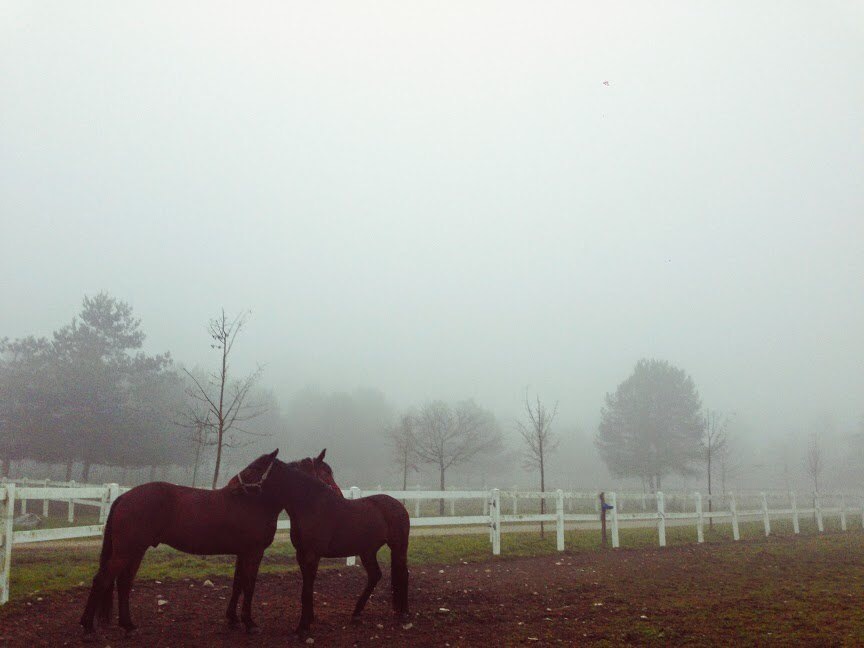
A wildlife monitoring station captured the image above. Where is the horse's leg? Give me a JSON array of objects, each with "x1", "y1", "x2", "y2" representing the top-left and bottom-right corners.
[
  {"x1": 116, "y1": 548, "x2": 146, "y2": 632},
  {"x1": 352, "y1": 552, "x2": 382, "y2": 618},
  {"x1": 390, "y1": 544, "x2": 410, "y2": 618},
  {"x1": 99, "y1": 579, "x2": 114, "y2": 625},
  {"x1": 295, "y1": 552, "x2": 320, "y2": 634},
  {"x1": 225, "y1": 555, "x2": 244, "y2": 627},
  {"x1": 80, "y1": 555, "x2": 130, "y2": 633},
  {"x1": 240, "y1": 550, "x2": 264, "y2": 634}
]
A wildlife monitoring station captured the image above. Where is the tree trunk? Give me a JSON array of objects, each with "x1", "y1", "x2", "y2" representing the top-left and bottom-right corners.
[
  {"x1": 192, "y1": 442, "x2": 202, "y2": 488},
  {"x1": 64, "y1": 459, "x2": 73, "y2": 482},
  {"x1": 439, "y1": 464, "x2": 446, "y2": 516},
  {"x1": 81, "y1": 460, "x2": 92, "y2": 483},
  {"x1": 655, "y1": 474, "x2": 661, "y2": 491},
  {"x1": 211, "y1": 331, "x2": 229, "y2": 490},
  {"x1": 212, "y1": 427, "x2": 224, "y2": 489},
  {"x1": 0, "y1": 456, "x2": 7, "y2": 478},
  {"x1": 539, "y1": 446, "x2": 546, "y2": 539},
  {"x1": 707, "y1": 448, "x2": 713, "y2": 530}
]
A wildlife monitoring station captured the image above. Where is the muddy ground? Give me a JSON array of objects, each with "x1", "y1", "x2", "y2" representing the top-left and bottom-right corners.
[{"x1": 2, "y1": 533, "x2": 863, "y2": 647}]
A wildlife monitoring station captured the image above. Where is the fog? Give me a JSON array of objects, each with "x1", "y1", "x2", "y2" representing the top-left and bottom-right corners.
[{"x1": 2, "y1": 2, "x2": 862, "y2": 490}]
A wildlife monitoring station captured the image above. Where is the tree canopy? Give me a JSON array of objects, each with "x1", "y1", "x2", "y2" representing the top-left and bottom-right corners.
[
  {"x1": 595, "y1": 358, "x2": 705, "y2": 490},
  {"x1": 0, "y1": 293, "x2": 186, "y2": 480}
]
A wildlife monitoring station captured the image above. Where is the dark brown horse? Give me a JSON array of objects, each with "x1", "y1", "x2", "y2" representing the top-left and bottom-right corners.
[
  {"x1": 80, "y1": 450, "x2": 337, "y2": 635},
  {"x1": 244, "y1": 457, "x2": 411, "y2": 634}
]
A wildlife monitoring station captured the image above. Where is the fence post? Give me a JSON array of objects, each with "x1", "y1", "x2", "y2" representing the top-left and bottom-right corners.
[
  {"x1": 489, "y1": 490, "x2": 496, "y2": 544},
  {"x1": 609, "y1": 491, "x2": 620, "y2": 549},
  {"x1": 840, "y1": 495, "x2": 847, "y2": 532},
  {"x1": 1, "y1": 483, "x2": 15, "y2": 604},
  {"x1": 491, "y1": 488, "x2": 501, "y2": 556},
  {"x1": 555, "y1": 489, "x2": 564, "y2": 551},
  {"x1": 695, "y1": 492, "x2": 704, "y2": 544},
  {"x1": 729, "y1": 492, "x2": 740, "y2": 541},
  {"x1": 790, "y1": 491, "x2": 800, "y2": 534},
  {"x1": 657, "y1": 491, "x2": 666, "y2": 547},
  {"x1": 98, "y1": 485, "x2": 111, "y2": 523},
  {"x1": 347, "y1": 487, "x2": 361, "y2": 566},
  {"x1": 760, "y1": 492, "x2": 771, "y2": 536},
  {"x1": 814, "y1": 492, "x2": 824, "y2": 533},
  {"x1": 107, "y1": 483, "x2": 120, "y2": 523},
  {"x1": 67, "y1": 480, "x2": 76, "y2": 524},
  {"x1": 512, "y1": 486, "x2": 518, "y2": 515},
  {"x1": 42, "y1": 479, "x2": 50, "y2": 517},
  {"x1": 20, "y1": 494, "x2": 26, "y2": 516}
]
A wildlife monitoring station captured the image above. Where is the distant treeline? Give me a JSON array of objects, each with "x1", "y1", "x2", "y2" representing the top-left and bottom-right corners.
[{"x1": 0, "y1": 294, "x2": 189, "y2": 481}]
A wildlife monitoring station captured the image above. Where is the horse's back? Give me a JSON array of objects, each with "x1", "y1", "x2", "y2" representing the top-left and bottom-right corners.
[
  {"x1": 109, "y1": 482, "x2": 278, "y2": 555},
  {"x1": 360, "y1": 494, "x2": 410, "y2": 546}
]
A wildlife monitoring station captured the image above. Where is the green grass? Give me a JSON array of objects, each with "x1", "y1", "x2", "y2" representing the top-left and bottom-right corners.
[{"x1": 4, "y1": 511, "x2": 857, "y2": 605}]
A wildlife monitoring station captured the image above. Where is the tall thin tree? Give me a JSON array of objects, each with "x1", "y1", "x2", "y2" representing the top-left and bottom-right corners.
[
  {"x1": 388, "y1": 412, "x2": 418, "y2": 491},
  {"x1": 703, "y1": 409, "x2": 728, "y2": 530},
  {"x1": 184, "y1": 310, "x2": 266, "y2": 488},
  {"x1": 516, "y1": 394, "x2": 559, "y2": 537}
]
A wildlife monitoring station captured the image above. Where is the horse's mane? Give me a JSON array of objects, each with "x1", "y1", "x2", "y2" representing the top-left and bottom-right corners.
[{"x1": 277, "y1": 459, "x2": 339, "y2": 501}]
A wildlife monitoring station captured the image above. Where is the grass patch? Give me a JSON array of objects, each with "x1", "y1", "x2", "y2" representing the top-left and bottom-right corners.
[{"x1": 5, "y1": 509, "x2": 858, "y2": 607}]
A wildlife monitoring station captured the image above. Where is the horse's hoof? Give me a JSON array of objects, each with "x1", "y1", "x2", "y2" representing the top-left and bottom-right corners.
[
  {"x1": 123, "y1": 626, "x2": 138, "y2": 636},
  {"x1": 81, "y1": 631, "x2": 98, "y2": 644},
  {"x1": 245, "y1": 624, "x2": 261, "y2": 635},
  {"x1": 350, "y1": 615, "x2": 363, "y2": 624}
]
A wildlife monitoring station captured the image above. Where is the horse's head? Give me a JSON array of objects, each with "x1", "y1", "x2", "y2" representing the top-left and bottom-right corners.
[
  {"x1": 295, "y1": 449, "x2": 344, "y2": 498},
  {"x1": 228, "y1": 449, "x2": 280, "y2": 495}
]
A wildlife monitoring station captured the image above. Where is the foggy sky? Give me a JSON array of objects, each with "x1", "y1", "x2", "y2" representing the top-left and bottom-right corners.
[{"x1": 2, "y1": 2, "x2": 863, "y2": 448}]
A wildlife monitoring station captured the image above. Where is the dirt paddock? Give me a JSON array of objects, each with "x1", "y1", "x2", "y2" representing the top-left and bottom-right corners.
[{"x1": 2, "y1": 533, "x2": 863, "y2": 647}]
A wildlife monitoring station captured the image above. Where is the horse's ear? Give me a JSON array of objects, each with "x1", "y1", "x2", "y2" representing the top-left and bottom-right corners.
[
  {"x1": 315, "y1": 448, "x2": 326, "y2": 463},
  {"x1": 270, "y1": 449, "x2": 279, "y2": 459}
]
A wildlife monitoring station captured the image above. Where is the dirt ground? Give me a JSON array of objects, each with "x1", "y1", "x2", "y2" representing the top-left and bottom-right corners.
[{"x1": 2, "y1": 533, "x2": 863, "y2": 647}]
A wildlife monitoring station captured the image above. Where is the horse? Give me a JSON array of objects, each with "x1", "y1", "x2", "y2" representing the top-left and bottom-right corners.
[
  {"x1": 80, "y1": 449, "x2": 337, "y2": 636},
  {"x1": 244, "y1": 457, "x2": 411, "y2": 634}
]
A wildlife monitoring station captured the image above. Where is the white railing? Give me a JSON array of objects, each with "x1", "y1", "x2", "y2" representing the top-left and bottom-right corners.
[{"x1": 1, "y1": 482, "x2": 861, "y2": 604}]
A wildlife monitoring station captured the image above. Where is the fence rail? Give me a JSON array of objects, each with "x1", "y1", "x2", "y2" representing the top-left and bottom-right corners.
[{"x1": 1, "y1": 480, "x2": 861, "y2": 604}]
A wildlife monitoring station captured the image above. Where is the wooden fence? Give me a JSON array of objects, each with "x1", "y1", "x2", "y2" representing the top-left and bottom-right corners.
[{"x1": 1, "y1": 480, "x2": 860, "y2": 604}]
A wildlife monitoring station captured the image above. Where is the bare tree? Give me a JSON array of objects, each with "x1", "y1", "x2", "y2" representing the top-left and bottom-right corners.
[
  {"x1": 805, "y1": 432, "x2": 823, "y2": 495},
  {"x1": 702, "y1": 409, "x2": 728, "y2": 529},
  {"x1": 184, "y1": 310, "x2": 267, "y2": 488},
  {"x1": 387, "y1": 412, "x2": 418, "y2": 490},
  {"x1": 188, "y1": 415, "x2": 215, "y2": 488},
  {"x1": 413, "y1": 400, "x2": 502, "y2": 514},
  {"x1": 516, "y1": 394, "x2": 559, "y2": 537}
]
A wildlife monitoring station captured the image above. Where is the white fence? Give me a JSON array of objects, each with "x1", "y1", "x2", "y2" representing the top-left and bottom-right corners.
[{"x1": 1, "y1": 481, "x2": 861, "y2": 604}]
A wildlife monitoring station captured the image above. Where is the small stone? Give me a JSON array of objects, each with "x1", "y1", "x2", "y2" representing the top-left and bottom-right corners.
[
  {"x1": 203, "y1": 580, "x2": 215, "y2": 588},
  {"x1": 305, "y1": 638, "x2": 315, "y2": 645},
  {"x1": 438, "y1": 607, "x2": 450, "y2": 613},
  {"x1": 402, "y1": 623, "x2": 413, "y2": 630},
  {"x1": 78, "y1": 581, "x2": 85, "y2": 587},
  {"x1": 376, "y1": 624, "x2": 384, "y2": 629},
  {"x1": 157, "y1": 599, "x2": 168, "y2": 606},
  {"x1": 155, "y1": 580, "x2": 162, "y2": 584}
]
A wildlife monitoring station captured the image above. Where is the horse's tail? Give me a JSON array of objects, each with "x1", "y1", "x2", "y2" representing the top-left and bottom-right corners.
[
  {"x1": 97, "y1": 502, "x2": 117, "y2": 623},
  {"x1": 385, "y1": 499, "x2": 410, "y2": 616}
]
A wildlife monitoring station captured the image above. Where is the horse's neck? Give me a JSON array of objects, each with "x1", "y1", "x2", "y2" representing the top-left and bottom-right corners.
[{"x1": 281, "y1": 470, "x2": 327, "y2": 517}]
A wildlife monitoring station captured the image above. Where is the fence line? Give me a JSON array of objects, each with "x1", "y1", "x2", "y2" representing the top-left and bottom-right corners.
[{"x1": 1, "y1": 482, "x2": 862, "y2": 604}]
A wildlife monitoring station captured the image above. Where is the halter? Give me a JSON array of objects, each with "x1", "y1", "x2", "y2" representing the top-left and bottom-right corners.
[{"x1": 236, "y1": 457, "x2": 276, "y2": 495}]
